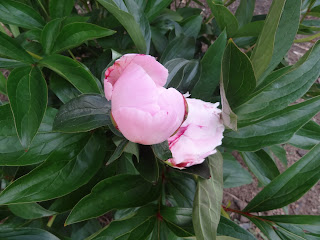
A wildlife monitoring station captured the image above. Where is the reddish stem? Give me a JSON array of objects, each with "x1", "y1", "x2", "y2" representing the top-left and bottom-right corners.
[{"x1": 222, "y1": 206, "x2": 274, "y2": 223}]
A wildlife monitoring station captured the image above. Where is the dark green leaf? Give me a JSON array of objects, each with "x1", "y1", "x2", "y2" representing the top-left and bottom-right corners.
[
  {"x1": 222, "y1": 152, "x2": 252, "y2": 188},
  {"x1": 0, "y1": 32, "x2": 34, "y2": 64},
  {"x1": 133, "y1": 145, "x2": 159, "y2": 183},
  {"x1": 249, "y1": 218, "x2": 281, "y2": 240},
  {"x1": 0, "y1": 0, "x2": 45, "y2": 29},
  {"x1": 49, "y1": 0, "x2": 74, "y2": 19},
  {"x1": 222, "y1": 40, "x2": 256, "y2": 108},
  {"x1": 206, "y1": 2, "x2": 239, "y2": 36},
  {"x1": 164, "y1": 58, "x2": 190, "y2": 88},
  {"x1": 97, "y1": 0, "x2": 151, "y2": 53},
  {"x1": 152, "y1": 141, "x2": 172, "y2": 161},
  {"x1": 52, "y1": 23, "x2": 115, "y2": 53},
  {"x1": 288, "y1": 120, "x2": 320, "y2": 150},
  {"x1": 192, "y1": 30, "x2": 227, "y2": 101},
  {"x1": 39, "y1": 54, "x2": 101, "y2": 94},
  {"x1": 107, "y1": 138, "x2": 129, "y2": 165},
  {"x1": 41, "y1": 19, "x2": 63, "y2": 55},
  {"x1": 235, "y1": 41, "x2": 320, "y2": 122},
  {"x1": 66, "y1": 174, "x2": 160, "y2": 224},
  {"x1": 241, "y1": 150, "x2": 280, "y2": 186},
  {"x1": 71, "y1": 219, "x2": 102, "y2": 240},
  {"x1": 0, "y1": 71, "x2": 6, "y2": 95},
  {"x1": 193, "y1": 152, "x2": 223, "y2": 240},
  {"x1": 176, "y1": 60, "x2": 201, "y2": 93},
  {"x1": 89, "y1": 205, "x2": 157, "y2": 240},
  {"x1": 0, "y1": 132, "x2": 106, "y2": 204},
  {"x1": 0, "y1": 228, "x2": 60, "y2": 240},
  {"x1": 220, "y1": 76, "x2": 237, "y2": 131},
  {"x1": 235, "y1": 0, "x2": 255, "y2": 27},
  {"x1": 53, "y1": 94, "x2": 111, "y2": 133},
  {"x1": 223, "y1": 96, "x2": 320, "y2": 151},
  {"x1": 0, "y1": 58, "x2": 28, "y2": 69},
  {"x1": 268, "y1": 145, "x2": 288, "y2": 167},
  {"x1": 217, "y1": 216, "x2": 256, "y2": 240},
  {"x1": 145, "y1": 0, "x2": 172, "y2": 20},
  {"x1": 244, "y1": 144, "x2": 320, "y2": 212},
  {"x1": 233, "y1": 20, "x2": 264, "y2": 38},
  {"x1": 9, "y1": 203, "x2": 56, "y2": 219},
  {"x1": 50, "y1": 73, "x2": 81, "y2": 104},
  {"x1": 181, "y1": 15, "x2": 202, "y2": 38},
  {"x1": 7, "y1": 67, "x2": 47, "y2": 148},
  {"x1": 260, "y1": 215, "x2": 320, "y2": 225},
  {"x1": 160, "y1": 35, "x2": 195, "y2": 64},
  {"x1": 251, "y1": 0, "x2": 301, "y2": 82},
  {"x1": 177, "y1": 160, "x2": 211, "y2": 179}
]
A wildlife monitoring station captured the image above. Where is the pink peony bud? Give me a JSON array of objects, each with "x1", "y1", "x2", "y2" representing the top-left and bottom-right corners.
[
  {"x1": 167, "y1": 98, "x2": 224, "y2": 169},
  {"x1": 104, "y1": 54, "x2": 186, "y2": 145}
]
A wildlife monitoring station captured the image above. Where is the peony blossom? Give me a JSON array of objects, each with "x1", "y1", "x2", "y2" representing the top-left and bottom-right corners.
[
  {"x1": 167, "y1": 98, "x2": 224, "y2": 169},
  {"x1": 104, "y1": 54, "x2": 186, "y2": 145}
]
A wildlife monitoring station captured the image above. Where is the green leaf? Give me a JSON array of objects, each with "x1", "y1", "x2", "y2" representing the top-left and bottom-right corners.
[
  {"x1": 268, "y1": 145, "x2": 288, "y2": 167},
  {"x1": 71, "y1": 219, "x2": 102, "y2": 240},
  {"x1": 217, "y1": 217, "x2": 256, "y2": 240},
  {"x1": 222, "y1": 152, "x2": 252, "y2": 188},
  {"x1": 176, "y1": 60, "x2": 201, "y2": 93},
  {"x1": 8, "y1": 203, "x2": 56, "y2": 219},
  {"x1": 161, "y1": 207, "x2": 194, "y2": 237},
  {"x1": 107, "y1": 138, "x2": 129, "y2": 165},
  {"x1": 193, "y1": 152, "x2": 223, "y2": 240},
  {"x1": 0, "y1": 228, "x2": 60, "y2": 240},
  {"x1": 221, "y1": 40, "x2": 256, "y2": 108},
  {"x1": 235, "y1": 0, "x2": 255, "y2": 27},
  {"x1": 233, "y1": 20, "x2": 264, "y2": 38},
  {"x1": 249, "y1": 218, "x2": 281, "y2": 240},
  {"x1": 0, "y1": 71, "x2": 6, "y2": 95},
  {"x1": 39, "y1": 54, "x2": 101, "y2": 94},
  {"x1": 241, "y1": 150, "x2": 280, "y2": 186},
  {"x1": 97, "y1": 0, "x2": 151, "y2": 53},
  {"x1": 52, "y1": 23, "x2": 115, "y2": 53},
  {"x1": 0, "y1": 0, "x2": 45, "y2": 29},
  {"x1": 177, "y1": 160, "x2": 211, "y2": 179},
  {"x1": 206, "y1": 1, "x2": 239, "y2": 36},
  {"x1": 0, "y1": 132, "x2": 106, "y2": 204},
  {"x1": 223, "y1": 96, "x2": 320, "y2": 151},
  {"x1": 220, "y1": 76, "x2": 237, "y2": 131},
  {"x1": 0, "y1": 106, "x2": 88, "y2": 166},
  {"x1": 0, "y1": 58, "x2": 28, "y2": 69},
  {"x1": 244, "y1": 144, "x2": 320, "y2": 212},
  {"x1": 217, "y1": 237, "x2": 240, "y2": 240},
  {"x1": 49, "y1": 0, "x2": 74, "y2": 19},
  {"x1": 7, "y1": 67, "x2": 47, "y2": 148},
  {"x1": 181, "y1": 15, "x2": 202, "y2": 38},
  {"x1": 41, "y1": 18, "x2": 63, "y2": 55},
  {"x1": 250, "y1": 0, "x2": 301, "y2": 82},
  {"x1": 260, "y1": 215, "x2": 320, "y2": 225},
  {"x1": 160, "y1": 35, "x2": 195, "y2": 64},
  {"x1": 288, "y1": 120, "x2": 320, "y2": 150},
  {"x1": 50, "y1": 73, "x2": 81, "y2": 104},
  {"x1": 145, "y1": 0, "x2": 172, "y2": 20},
  {"x1": 235, "y1": 41, "x2": 320, "y2": 122},
  {"x1": 191, "y1": 30, "x2": 227, "y2": 101},
  {"x1": 53, "y1": 94, "x2": 111, "y2": 133},
  {"x1": 66, "y1": 174, "x2": 160, "y2": 224},
  {"x1": 152, "y1": 141, "x2": 172, "y2": 161},
  {"x1": 0, "y1": 32, "x2": 34, "y2": 64},
  {"x1": 88, "y1": 205, "x2": 157, "y2": 240},
  {"x1": 133, "y1": 145, "x2": 159, "y2": 183}
]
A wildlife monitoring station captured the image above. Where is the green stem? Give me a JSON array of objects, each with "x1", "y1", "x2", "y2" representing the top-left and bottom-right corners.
[
  {"x1": 68, "y1": 50, "x2": 77, "y2": 61},
  {"x1": 36, "y1": 0, "x2": 49, "y2": 19},
  {"x1": 300, "y1": 1, "x2": 316, "y2": 23},
  {"x1": 225, "y1": 0, "x2": 236, "y2": 7},
  {"x1": 222, "y1": 206, "x2": 274, "y2": 223},
  {"x1": 47, "y1": 215, "x2": 56, "y2": 228},
  {"x1": 294, "y1": 32, "x2": 320, "y2": 43},
  {"x1": 27, "y1": 51, "x2": 42, "y2": 60}
]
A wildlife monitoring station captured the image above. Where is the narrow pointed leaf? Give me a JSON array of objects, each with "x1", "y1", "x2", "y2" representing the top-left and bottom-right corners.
[
  {"x1": 235, "y1": 0, "x2": 255, "y2": 27},
  {"x1": 0, "y1": 228, "x2": 59, "y2": 240},
  {"x1": 7, "y1": 67, "x2": 47, "y2": 148},
  {"x1": 217, "y1": 217, "x2": 256, "y2": 240},
  {"x1": 41, "y1": 19, "x2": 63, "y2": 55},
  {"x1": 9, "y1": 203, "x2": 56, "y2": 219}
]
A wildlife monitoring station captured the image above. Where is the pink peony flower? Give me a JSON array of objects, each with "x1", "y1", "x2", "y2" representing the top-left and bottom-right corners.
[
  {"x1": 104, "y1": 54, "x2": 186, "y2": 145},
  {"x1": 167, "y1": 98, "x2": 224, "y2": 169}
]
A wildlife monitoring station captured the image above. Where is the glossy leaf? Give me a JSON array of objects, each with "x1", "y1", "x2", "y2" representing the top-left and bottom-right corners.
[
  {"x1": 181, "y1": 15, "x2": 202, "y2": 38},
  {"x1": 50, "y1": 73, "x2": 81, "y2": 104},
  {"x1": 223, "y1": 96, "x2": 320, "y2": 151},
  {"x1": 288, "y1": 120, "x2": 320, "y2": 150},
  {"x1": 39, "y1": 54, "x2": 101, "y2": 94},
  {"x1": 152, "y1": 141, "x2": 172, "y2": 161},
  {"x1": 0, "y1": 228, "x2": 60, "y2": 240},
  {"x1": 49, "y1": 0, "x2": 74, "y2": 19},
  {"x1": 41, "y1": 19, "x2": 63, "y2": 55},
  {"x1": 8, "y1": 203, "x2": 56, "y2": 219},
  {"x1": 249, "y1": 218, "x2": 281, "y2": 240},
  {"x1": 235, "y1": 41, "x2": 320, "y2": 122},
  {"x1": 97, "y1": 0, "x2": 151, "y2": 53},
  {"x1": 0, "y1": 32, "x2": 34, "y2": 64},
  {"x1": 250, "y1": 0, "x2": 301, "y2": 82},
  {"x1": 193, "y1": 152, "x2": 223, "y2": 240},
  {"x1": 107, "y1": 139, "x2": 129, "y2": 165},
  {"x1": 7, "y1": 67, "x2": 47, "y2": 148},
  {"x1": 206, "y1": 1, "x2": 239, "y2": 36},
  {"x1": 241, "y1": 150, "x2": 280, "y2": 186},
  {"x1": 260, "y1": 215, "x2": 320, "y2": 225},
  {"x1": 222, "y1": 40, "x2": 256, "y2": 108},
  {"x1": 88, "y1": 205, "x2": 157, "y2": 240},
  {"x1": 191, "y1": 30, "x2": 227, "y2": 101},
  {"x1": 0, "y1": 133, "x2": 106, "y2": 204},
  {"x1": 133, "y1": 145, "x2": 159, "y2": 183},
  {"x1": 217, "y1": 217, "x2": 256, "y2": 240},
  {"x1": 0, "y1": 58, "x2": 28, "y2": 69},
  {"x1": 177, "y1": 160, "x2": 211, "y2": 179},
  {"x1": 222, "y1": 152, "x2": 252, "y2": 188},
  {"x1": 244, "y1": 144, "x2": 320, "y2": 212},
  {"x1": 52, "y1": 23, "x2": 115, "y2": 53},
  {"x1": 0, "y1": 0, "x2": 45, "y2": 29},
  {"x1": 66, "y1": 174, "x2": 160, "y2": 224},
  {"x1": 53, "y1": 94, "x2": 111, "y2": 133},
  {"x1": 235, "y1": 0, "x2": 255, "y2": 27},
  {"x1": 220, "y1": 77, "x2": 237, "y2": 131},
  {"x1": 145, "y1": 0, "x2": 172, "y2": 20}
]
